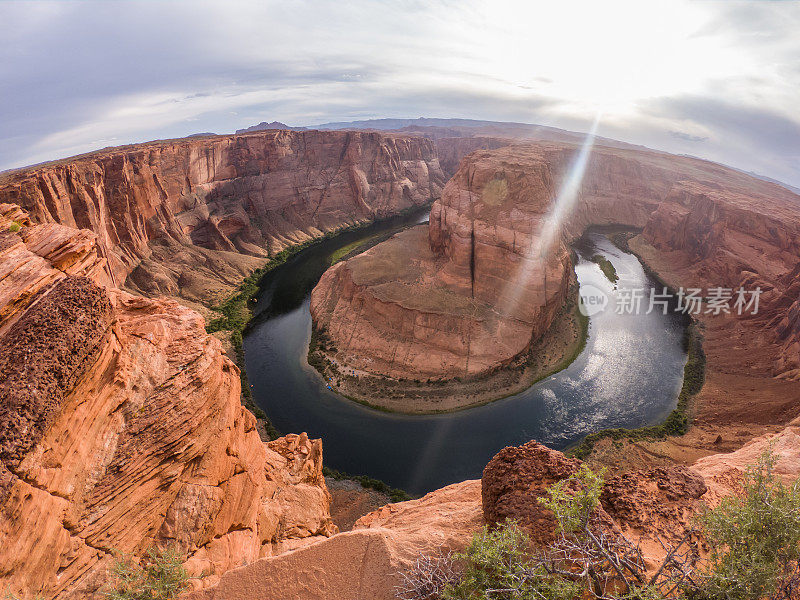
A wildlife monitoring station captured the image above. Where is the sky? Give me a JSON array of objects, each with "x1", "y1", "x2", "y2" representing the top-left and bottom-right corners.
[{"x1": 2, "y1": 0, "x2": 799, "y2": 187}]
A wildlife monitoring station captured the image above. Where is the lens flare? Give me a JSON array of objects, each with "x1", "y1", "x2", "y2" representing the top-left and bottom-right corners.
[{"x1": 497, "y1": 113, "x2": 602, "y2": 319}]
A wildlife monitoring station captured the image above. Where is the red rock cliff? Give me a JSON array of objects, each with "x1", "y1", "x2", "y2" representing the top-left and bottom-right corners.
[
  {"x1": 0, "y1": 131, "x2": 445, "y2": 303},
  {"x1": 0, "y1": 206, "x2": 336, "y2": 599},
  {"x1": 311, "y1": 142, "x2": 800, "y2": 394}
]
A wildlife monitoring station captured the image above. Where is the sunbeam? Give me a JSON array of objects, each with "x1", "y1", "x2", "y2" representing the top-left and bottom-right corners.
[{"x1": 497, "y1": 113, "x2": 601, "y2": 320}]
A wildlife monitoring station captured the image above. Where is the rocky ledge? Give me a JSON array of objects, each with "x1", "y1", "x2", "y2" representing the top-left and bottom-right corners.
[
  {"x1": 0, "y1": 206, "x2": 336, "y2": 599},
  {"x1": 186, "y1": 430, "x2": 800, "y2": 600}
]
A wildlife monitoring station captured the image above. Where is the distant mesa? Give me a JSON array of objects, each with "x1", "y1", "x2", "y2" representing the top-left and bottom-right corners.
[{"x1": 235, "y1": 121, "x2": 306, "y2": 134}]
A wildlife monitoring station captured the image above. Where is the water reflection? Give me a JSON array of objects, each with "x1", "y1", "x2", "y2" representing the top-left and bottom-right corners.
[{"x1": 244, "y1": 229, "x2": 687, "y2": 496}]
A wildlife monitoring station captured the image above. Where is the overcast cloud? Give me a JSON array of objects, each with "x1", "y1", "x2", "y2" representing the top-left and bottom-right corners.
[{"x1": 1, "y1": 0, "x2": 799, "y2": 187}]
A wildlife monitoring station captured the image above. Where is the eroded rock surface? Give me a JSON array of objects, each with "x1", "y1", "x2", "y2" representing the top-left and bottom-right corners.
[
  {"x1": 186, "y1": 479, "x2": 482, "y2": 600},
  {"x1": 0, "y1": 209, "x2": 335, "y2": 599},
  {"x1": 693, "y1": 426, "x2": 800, "y2": 504},
  {"x1": 311, "y1": 141, "x2": 800, "y2": 415},
  {"x1": 189, "y1": 435, "x2": 796, "y2": 600},
  {"x1": 481, "y1": 441, "x2": 582, "y2": 545},
  {"x1": 0, "y1": 131, "x2": 445, "y2": 303}
]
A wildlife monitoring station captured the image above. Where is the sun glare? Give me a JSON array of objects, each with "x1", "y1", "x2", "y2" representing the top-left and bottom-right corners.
[
  {"x1": 456, "y1": 0, "x2": 749, "y2": 116},
  {"x1": 498, "y1": 112, "x2": 601, "y2": 319}
]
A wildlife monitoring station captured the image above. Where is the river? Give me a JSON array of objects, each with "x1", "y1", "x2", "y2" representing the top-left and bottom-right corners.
[{"x1": 243, "y1": 211, "x2": 688, "y2": 496}]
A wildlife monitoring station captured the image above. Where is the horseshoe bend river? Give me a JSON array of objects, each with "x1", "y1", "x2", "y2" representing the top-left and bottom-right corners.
[{"x1": 244, "y1": 210, "x2": 688, "y2": 496}]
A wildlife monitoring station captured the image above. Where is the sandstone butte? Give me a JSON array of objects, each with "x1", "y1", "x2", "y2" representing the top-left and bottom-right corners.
[
  {"x1": 2, "y1": 126, "x2": 800, "y2": 599},
  {"x1": 310, "y1": 142, "x2": 800, "y2": 413}
]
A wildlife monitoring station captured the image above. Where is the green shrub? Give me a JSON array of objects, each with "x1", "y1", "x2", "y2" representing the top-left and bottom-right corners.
[
  {"x1": 590, "y1": 253, "x2": 619, "y2": 283},
  {"x1": 539, "y1": 463, "x2": 605, "y2": 534},
  {"x1": 8, "y1": 222, "x2": 21, "y2": 233},
  {"x1": 104, "y1": 547, "x2": 188, "y2": 600},
  {"x1": 694, "y1": 448, "x2": 800, "y2": 600},
  {"x1": 398, "y1": 453, "x2": 800, "y2": 600},
  {"x1": 442, "y1": 520, "x2": 581, "y2": 600}
]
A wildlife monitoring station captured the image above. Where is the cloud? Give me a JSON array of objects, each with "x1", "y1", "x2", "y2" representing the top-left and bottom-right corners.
[
  {"x1": 668, "y1": 131, "x2": 709, "y2": 144},
  {"x1": 638, "y1": 95, "x2": 800, "y2": 186},
  {"x1": 1, "y1": 0, "x2": 799, "y2": 188}
]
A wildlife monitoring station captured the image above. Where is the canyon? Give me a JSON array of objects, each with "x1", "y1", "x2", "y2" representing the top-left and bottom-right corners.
[
  {"x1": 3, "y1": 123, "x2": 800, "y2": 599},
  {"x1": 0, "y1": 127, "x2": 477, "y2": 598},
  {"x1": 310, "y1": 141, "x2": 800, "y2": 417},
  {"x1": 0, "y1": 130, "x2": 447, "y2": 305}
]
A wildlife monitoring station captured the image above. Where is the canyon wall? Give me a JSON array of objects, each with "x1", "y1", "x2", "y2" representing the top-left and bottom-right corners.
[
  {"x1": 0, "y1": 205, "x2": 336, "y2": 599},
  {"x1": 311, "y1": 142, "x2": 800, "y2": 391},
  {"x1": 431, "y1": 136, "x2": 511, "y2": 176},
  {"x1": 0, "y1": 130, "x2": 445, "y2": 303}
]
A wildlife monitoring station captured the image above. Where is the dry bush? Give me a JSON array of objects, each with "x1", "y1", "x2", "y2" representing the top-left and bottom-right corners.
[{"x1": 395, "y1": 551, "x2": 460, "y2": 600}]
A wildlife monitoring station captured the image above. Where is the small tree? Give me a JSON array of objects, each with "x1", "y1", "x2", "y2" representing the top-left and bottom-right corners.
[
  {"x1": 104, "y1": 547, "x2": 188, "y2": 600},
  {"x1": 695, "y1": 448, "x2": 800, "y2": 600}
]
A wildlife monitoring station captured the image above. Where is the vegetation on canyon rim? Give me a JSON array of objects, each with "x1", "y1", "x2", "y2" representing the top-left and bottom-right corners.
[
  {"x1": 205, "y1": 220, "x2": 392, "y2": 440},
  {"x1": 397, "y1": 449, "x2": 800, "y2": 600},
  {"x1": 103, "y1": 548, "x2": 188, "y2": 600},
  {"x1": 590, "y1": 253, "x2": 619, "y2": 284},
  {"x1": 323, "y1": 465, "x2": 411, "y2": 503}
]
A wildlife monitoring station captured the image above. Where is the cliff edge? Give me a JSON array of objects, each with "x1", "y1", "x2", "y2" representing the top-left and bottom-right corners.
[{"x1": 0, "y1": 205, "x2": 336, "y2": 599}]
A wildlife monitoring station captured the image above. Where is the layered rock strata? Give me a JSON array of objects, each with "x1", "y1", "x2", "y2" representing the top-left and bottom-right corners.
[
  {"x1": 0, "y1": 207, "x2": 336, "y2": 599},
  {"x1": 0, "y1": 131, "x2": 445, "y2": 303},
  {"x1": 311, "y1": 142, "x2": 800, "y2": 397}
]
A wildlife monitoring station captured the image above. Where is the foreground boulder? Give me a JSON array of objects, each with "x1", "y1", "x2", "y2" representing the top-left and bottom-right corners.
[
  {"x1": 482, "y1": 441, "x2": 707, "y2": 552},
  {"x1": 481, "y1": 440, "x2": 583, "y2": 544}
]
